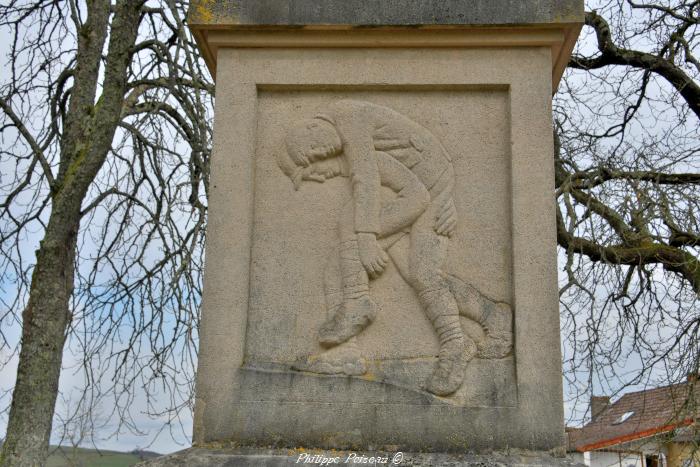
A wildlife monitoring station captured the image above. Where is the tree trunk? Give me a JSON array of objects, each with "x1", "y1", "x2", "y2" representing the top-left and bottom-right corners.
[
  {"x1": 0, "y1": 0, "x2": 142, "y2": 464},
  {"x1": 0, "y1": 209, "x2": 80, "y2": 466}
]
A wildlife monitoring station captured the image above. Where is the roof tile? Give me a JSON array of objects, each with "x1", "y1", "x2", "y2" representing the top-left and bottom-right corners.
[{"x1": 568, "y1": 380, "x2": 699, "y2": 451}]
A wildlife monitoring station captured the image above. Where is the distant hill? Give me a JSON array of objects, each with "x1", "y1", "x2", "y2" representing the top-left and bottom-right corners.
[{"x1": 45, "y1": 446, "x2": 160, "y2": 467}]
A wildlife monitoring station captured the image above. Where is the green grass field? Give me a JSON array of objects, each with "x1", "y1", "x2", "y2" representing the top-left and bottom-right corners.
[{"x1": 45, "y1": 446, "x2": 159, "y2": 467}]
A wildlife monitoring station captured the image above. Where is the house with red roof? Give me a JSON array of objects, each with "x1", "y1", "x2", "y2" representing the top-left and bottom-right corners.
[{"x1": 567, "y1": 375, "x2": 699, "y2": 467}]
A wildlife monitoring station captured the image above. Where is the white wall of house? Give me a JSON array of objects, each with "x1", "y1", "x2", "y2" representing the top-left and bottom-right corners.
[
  {"x1": 569, "y1": 451, "x2": 586, "y2": 465},
  {"x1": 589, "y1": 451, "x2": 644, "y2": 467},
  {"x1": 573, "y1": 440, "x2": 668, "y2": 467}
]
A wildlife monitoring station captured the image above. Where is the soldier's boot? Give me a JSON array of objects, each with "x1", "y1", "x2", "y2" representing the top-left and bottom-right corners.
[
  {"x1": 318, "y1": 297, "x2": 377, "y2": 347},
  {"x1": 476, "y1": 302, "x2": 513, "y2": 359},
  {"x1": 421, "y1": 288, "x2": 476, "y2": 396},
  {"x1": 319, "y1": 239, "x2": 377, "y2": 347}
]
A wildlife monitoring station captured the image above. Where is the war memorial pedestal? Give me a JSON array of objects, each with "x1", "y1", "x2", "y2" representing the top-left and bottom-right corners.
[{"x1": 182, "y1": 0, "x2": 584, "y2": 461}]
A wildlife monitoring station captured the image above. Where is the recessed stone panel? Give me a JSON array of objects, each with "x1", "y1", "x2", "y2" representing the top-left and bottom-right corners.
[{"x1": 246, "y1": 89, "x2": 515, "y2": 407}]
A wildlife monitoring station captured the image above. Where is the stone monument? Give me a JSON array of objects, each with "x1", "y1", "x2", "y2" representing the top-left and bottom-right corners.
[{"x1": 187, "y1": 0, "x2": 583, "y2": 457}]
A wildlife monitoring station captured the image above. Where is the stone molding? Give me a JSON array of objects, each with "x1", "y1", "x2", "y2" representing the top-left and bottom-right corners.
[{"x1": 187, "y1": 0, "x2": 584, "y2": 89}]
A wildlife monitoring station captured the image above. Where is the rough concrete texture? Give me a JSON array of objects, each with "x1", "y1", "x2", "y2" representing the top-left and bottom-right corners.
[
  {"x1": 196, "y1": 45, "x2": 565, "y2": 452},
  {"x1": 137, "y1": 447, "x2": 585, "y2": 467},
  {"x1": 189, "y1": 0, "x2": 583, "y2": 27}
]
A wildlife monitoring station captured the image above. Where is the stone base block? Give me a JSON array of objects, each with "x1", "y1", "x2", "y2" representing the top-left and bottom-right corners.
[{"x1": 136, "y1": 447, "x2": 584, "y2": 467}]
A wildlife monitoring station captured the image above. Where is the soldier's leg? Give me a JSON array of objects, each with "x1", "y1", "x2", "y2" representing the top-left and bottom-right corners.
[
  {"x1": 405, "y1": 198, "x2": 476, "y2": 396},
  {"x1": 319, "y1": 174, "x2": 429, "y2": 347},
  {"x1": 293, "y1": 236, "x2": 366, "y2": 376},
  {"x1": 318, "y1": 200, "x2": 377, "y2": 347},
  {"x1": 322, "y1": 247, "x2": 343, "y2": 316}
]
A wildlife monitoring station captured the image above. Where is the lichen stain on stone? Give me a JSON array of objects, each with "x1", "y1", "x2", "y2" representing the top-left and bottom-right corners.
[
  {"x1": 360, "y1": 370, "x2": 377, "y2": 382},
  {"x1": 192, "y1": 0, "x2": 240, "y2": 24},
  {"x1": 192, "y1": 0, "x2": 215, "y2": 24}
]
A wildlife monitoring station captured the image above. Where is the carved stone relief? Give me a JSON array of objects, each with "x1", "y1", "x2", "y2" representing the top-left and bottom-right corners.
[{"x1": 276, "y1": 100, "x2": 513, "y2": 398}]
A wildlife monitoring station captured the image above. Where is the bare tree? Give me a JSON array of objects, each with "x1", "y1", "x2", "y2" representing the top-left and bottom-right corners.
[
  {"x1": 555, "y1": 0, "x2": 699, "y2": 421},
  {"x1": 0, "y1": 0, "x2": 212, "y2": 465},
  {"x1": 0, "y1": 0, "x2": 698, "y2": 465}
]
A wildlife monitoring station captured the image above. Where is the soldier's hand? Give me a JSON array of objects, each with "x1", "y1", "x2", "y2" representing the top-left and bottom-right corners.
[
  {"x1": 435, "y1": 198, "x2": 457, "y2": 237},
  {"x1": 357, "y1": 232, "x2": 389, "y2": 278}
]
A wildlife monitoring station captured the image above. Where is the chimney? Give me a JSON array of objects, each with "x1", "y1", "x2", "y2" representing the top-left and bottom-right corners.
[{"x1": 591, "y1": 396, "x2": 610, "y2": 422}]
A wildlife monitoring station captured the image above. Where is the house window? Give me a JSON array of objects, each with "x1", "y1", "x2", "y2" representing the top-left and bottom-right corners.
[
  {"x1": 645, "y1": 455, "x2": 659, "y2": 467},
  {"x1": 612, "y1": 411, "x2": 635, "y2": 425}
]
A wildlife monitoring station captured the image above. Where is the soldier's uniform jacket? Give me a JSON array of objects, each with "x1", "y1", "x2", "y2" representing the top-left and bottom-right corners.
[{"x1": 317, "y1": 100, "x2": 454, "y2": 234}]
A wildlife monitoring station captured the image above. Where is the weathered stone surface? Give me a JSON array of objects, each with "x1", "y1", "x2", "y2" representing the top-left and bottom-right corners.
[
  {"x1": 194, "y1": 46, "x2": 565, "y2": 453},
  {"x1": 188, "y1": 0, "x2": 583, "y2": 27},
  {"x1": 137, "y1": 447, "x2": 585, "y2": 467},
  {"x1": 189, "y1": 0, "x2": 583, "y2": 455},
  {"x1": 187, "y1": 1, "x2": 583, "y2": 85}
]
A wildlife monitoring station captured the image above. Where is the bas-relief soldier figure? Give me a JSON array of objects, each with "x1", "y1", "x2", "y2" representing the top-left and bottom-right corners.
[{"x1": 277, "y1": 100, "x2": 512, "y2": 396}]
